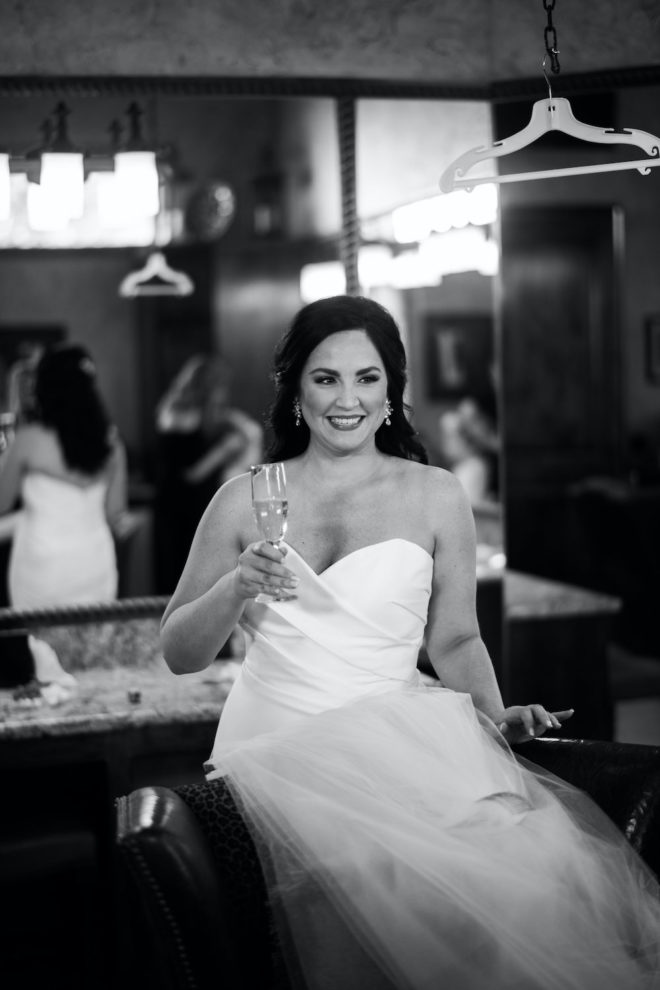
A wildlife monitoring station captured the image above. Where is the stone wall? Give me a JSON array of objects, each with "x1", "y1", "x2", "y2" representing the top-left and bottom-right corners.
[{"x1": 0, "y1": 1, "x2": 657, "y2": 84}]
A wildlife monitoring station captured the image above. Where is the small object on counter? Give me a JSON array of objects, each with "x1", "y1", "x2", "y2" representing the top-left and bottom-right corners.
[
  {"x1": 12, "y1": 678, "x2": 44, "y2": 708},
  {"x1": 29, "y1": 636, "x2": 78, "y2": 690},
  {"x1": 127, "y1": 689, "x2": 142, "y2": 705},
  {"x1": 12, "y1": 676, "x2": 77, "y2": 708},
  {"x1": 40, "y1": 681, "x2": 76, "y2": 707}
]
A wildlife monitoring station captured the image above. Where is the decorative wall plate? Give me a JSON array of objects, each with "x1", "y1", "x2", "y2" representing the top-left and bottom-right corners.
[{"x1": 185, "y1": 181, "x2": 236, "y2": 241}]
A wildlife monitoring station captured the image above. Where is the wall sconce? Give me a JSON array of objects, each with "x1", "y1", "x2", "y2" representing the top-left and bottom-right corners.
[
  {"x1": 113, "y1": 103, "x2": 160, "y2": 218},
  {"x1": 38, "y1": 102, "x2": 86, "y2": 220},
  {"x1": 3, "y1": 100, "x2": 163, "y2": 237}
]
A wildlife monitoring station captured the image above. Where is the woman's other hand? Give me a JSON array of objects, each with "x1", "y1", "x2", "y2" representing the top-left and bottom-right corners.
[
  {"x1": 233, "y1": 541, "x2": 299, "y2": 601},
  {"x1": 495, "y1": 705, "x2": 574, "y2": 744}
]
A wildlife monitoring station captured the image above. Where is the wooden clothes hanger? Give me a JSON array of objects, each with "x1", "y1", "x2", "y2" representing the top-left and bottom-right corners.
[
  {"x1": 119, "y1": 251, "x2": 194, "y2": 298},
  {"x1": 440, "y1": 93, "x2": 660, "y2": 193}
]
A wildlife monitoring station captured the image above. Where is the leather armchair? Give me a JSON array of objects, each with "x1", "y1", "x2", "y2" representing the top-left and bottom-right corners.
[{"x1": 115, "y1": 738, "x2": 660, "y2": 990}]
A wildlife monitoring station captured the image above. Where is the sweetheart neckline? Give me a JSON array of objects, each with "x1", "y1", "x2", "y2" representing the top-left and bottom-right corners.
[{"x1": 283, "y1": 538, "x2": 433, "y2": 579}]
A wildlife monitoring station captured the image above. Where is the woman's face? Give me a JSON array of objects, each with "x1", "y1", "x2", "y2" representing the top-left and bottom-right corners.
[{"x1": 298, "y1": 329, "x2": 388, "y2": 454}]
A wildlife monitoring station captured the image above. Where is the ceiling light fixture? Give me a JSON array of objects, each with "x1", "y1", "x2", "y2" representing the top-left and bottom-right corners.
[
  {"x1": 113, "y1": 102, "x2": 160, "y2": 219},
  {"x1": 39, "y1": 102, "x2": 86, "y2": 220}
]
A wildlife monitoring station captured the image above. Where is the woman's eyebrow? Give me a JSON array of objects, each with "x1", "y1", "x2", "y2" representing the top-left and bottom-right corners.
[{"x1": 307, "y1": 365, "x2": 381, "y2": 375}]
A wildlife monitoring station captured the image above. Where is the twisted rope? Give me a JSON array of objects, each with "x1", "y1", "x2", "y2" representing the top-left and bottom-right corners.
[
  {"x1": 0, "y1": 596, "x2": 169, "y2": 632},
  {"x1": 0, "y1": 70, "x2": 658, "y2": 100},
  {"x1": 0, "y1": 75, "x2": 493, "y2": 100},
  {"x1": 336, "y1": 96, "x2": 360, "y2": 297}
]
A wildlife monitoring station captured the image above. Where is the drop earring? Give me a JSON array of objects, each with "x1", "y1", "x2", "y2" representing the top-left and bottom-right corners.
[
  {"x1": 293, "y1": 398, "x2": 302, "y2": 427},
  {"x1": 384, "y1": 398, "x2": 392, "y2": 426}
]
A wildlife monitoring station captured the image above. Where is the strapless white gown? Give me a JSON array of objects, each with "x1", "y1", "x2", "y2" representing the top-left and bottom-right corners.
[
  {"x1": 207, "y1": 540, "x2": 660, "y2": 990},
  {"x1": 9, "y1": 472, "x2": 117, "y2": 609}
]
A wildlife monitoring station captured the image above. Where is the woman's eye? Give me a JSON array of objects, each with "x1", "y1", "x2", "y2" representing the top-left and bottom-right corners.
[
  {"x1": 313, "y1": 376, "x2": 335, "y2": 385},
  {"x1": 359, "y1": 375, "x2": 380, "y2": 384}
]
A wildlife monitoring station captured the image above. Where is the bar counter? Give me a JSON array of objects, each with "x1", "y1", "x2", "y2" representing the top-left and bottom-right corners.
[
  {"x1": 0, "y1": 565, "x2": 620, "y2": 745},
  {"x1": 0, "y1": 657, "x2": 238, "y2": 741}
]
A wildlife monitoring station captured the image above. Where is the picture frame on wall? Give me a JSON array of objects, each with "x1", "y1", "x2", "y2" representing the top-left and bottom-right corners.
[
  {"x1": 645, "y1": 314, "x2": 660, "y2": 383},
  {"x1": 425, "y1": 313, "x2": 494, "y2": 400}
]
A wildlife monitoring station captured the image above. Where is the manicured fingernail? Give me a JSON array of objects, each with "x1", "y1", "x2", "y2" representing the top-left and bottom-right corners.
[
  {"x1": 529, "y1": 728, "x2": 535, "y2": 735},
  {"x1": 546, "y1": 720, "x2": 553, "y2": 728},
  {"x1": 498, "y1": 723, "x2": 506, "y2": 733}
]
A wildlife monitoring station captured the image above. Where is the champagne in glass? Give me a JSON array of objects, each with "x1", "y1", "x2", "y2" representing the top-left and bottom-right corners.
[{"x1": 251, "y1": 462, "x2": 288, "y2": 602}]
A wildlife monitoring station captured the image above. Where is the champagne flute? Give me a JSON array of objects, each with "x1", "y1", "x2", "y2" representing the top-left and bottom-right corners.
[{"x1": 251, "y1": 462, "x2": 288, "y2": 603}]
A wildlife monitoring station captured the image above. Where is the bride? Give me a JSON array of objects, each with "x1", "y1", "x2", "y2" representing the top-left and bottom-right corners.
[{"x1": 161, "y1": 295, "x2": 660, "y2": 989}]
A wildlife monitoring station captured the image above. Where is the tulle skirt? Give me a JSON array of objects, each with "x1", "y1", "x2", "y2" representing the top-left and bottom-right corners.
[{"x1": 207, "y1": 685, "x2": 660, "y2": 990}]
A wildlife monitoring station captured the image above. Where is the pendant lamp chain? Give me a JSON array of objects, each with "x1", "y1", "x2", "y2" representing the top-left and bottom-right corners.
[{"x1": 543, "y1": 0, "x2": 561, "y2": 74}]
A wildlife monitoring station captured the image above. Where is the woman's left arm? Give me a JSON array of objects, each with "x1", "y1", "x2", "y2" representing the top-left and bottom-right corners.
[
  {"x1": 183, "y1": 411, "x2": 263, "y2": 484},
  {"x1": 0, "y1": 428, "x2": 27, "y2": 514},
  {"x1": 424, "y1": 470, "x2": 572, "y2": 743},
  {"x1": 104, "y1": 436, "x2": 128, "y2": 528}
]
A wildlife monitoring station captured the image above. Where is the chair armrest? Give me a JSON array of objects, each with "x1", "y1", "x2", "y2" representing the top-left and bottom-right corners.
[
  {"x1": 514, "y1": 737, "x2": 660, "y2": 877},
  {"x1": 116, "y1": 785, "x2": 241, "y2": 990}
]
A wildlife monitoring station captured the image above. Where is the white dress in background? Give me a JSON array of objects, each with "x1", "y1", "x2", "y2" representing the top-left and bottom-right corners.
[
  {"x1": 8, "y1": 472, "x2": 117, "y2": 609},
  {"x1": 207, "y1": 540, "x2": 660, "y2": 990}
]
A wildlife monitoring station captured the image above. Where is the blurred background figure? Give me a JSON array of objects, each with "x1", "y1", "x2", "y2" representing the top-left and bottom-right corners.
[
  {"x1": 437, "y1": 395, "x2": 499, "y2": 506},
  {"x1": 6, "y1": 343, "x2": 44, "y2": 426},
  {"x1": 0, "y1": 343, "x2": 44, "y2": 459},
  {"x1": 0, "y1": 343, "x2": 128, "y2": 691},
  {"x1": 154, "y1": 353, "x2": 263, "y2": 592}
]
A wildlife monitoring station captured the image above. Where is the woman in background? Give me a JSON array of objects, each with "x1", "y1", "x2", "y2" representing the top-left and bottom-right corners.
[
  {"x1": 0, "y1": 343, "x2": 126, "y2": 688},
  {"x1": 155, "y1": 353, "x2": 262, "y2": 592},
  {"x1": 437, "y1": 392, "x2": 499, "y2": 506}
]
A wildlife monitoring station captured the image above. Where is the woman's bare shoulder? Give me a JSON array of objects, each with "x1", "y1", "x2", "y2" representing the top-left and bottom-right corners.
[
  {"x1": 203, "y1": 471, "x2": 254, "y2": 531},
  {"x1": 12, "y1": 422, "x2": 57, "y2": 458},
  {"x1": 395, "y1": 461, "x2": 470, "y2": 532},
  {"x1": 15, "y1": 421, "x2": 49, "y2": 440},
  {"x1": 395, "y1": 459, "x2": 462, "y2": 495}
]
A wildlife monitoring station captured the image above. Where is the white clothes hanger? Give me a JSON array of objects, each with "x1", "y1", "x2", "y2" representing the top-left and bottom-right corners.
[
  {"x1": 440, "y1": 67, "x2": 660, "y2": 193},
  {"x1": 119, "y1": 251, "x2": 194, "y2": 298}
]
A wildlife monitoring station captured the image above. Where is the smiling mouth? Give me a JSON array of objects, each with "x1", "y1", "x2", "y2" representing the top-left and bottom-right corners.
[{"x1": 327, "y1": 415, "x2": 364, "y2": 430}]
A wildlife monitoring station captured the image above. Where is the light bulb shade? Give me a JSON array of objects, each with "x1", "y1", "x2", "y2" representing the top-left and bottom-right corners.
[
  {"x1": 26, "y1": 180, "x2": 71, "y2": 231},
  {"x1": 0, "y1": 153, "x2": 10, "y2": 221},
  {"x1": 94, "y1": 173, "x2": 133, "y2": 228},
  {"x1": 114, "y1": 150, "x2": 160, "y2": 218},
  {"x1": 40, "y1": 152, "x2": 85, "y2": 220}
]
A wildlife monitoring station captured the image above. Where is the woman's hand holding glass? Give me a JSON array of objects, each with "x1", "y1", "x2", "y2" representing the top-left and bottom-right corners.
[
  {"x1": 233, "y1": 540, "x2": 299, "y2": 602},
  {"x1": 248, "y1": 462, "x2": 297, "y2": 603}
]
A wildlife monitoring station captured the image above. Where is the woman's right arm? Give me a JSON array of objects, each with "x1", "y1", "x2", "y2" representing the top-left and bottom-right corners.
[
  {"x1": 160, "y1": 473, "x2": 298, "y2": 674},
  {"x1": 0, "y1": 427, "x2": 28, "y2": 514}
]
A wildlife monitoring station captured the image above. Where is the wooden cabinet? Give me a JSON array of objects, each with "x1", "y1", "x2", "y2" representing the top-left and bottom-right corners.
[{"x1": 499, "y1": 205, "x2": 624, "y2": 584}]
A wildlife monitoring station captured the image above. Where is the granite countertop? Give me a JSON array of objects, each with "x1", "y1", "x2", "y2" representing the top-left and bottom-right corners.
[
  {"x1": 0, "y1": 617, "x2": 240, "y2": 742},
  {"x1": 474, "y1": 549, "x2": 621, "y2": 618},
  {"x1": 0, "y1": 564, "x2": 621, "y2": 741},
  {"x1": 0, "y1": 660, "x2": 239, "y2": 740},
  {"x1": 504, "y1": 570, "x2": 621, "y2": 619}
]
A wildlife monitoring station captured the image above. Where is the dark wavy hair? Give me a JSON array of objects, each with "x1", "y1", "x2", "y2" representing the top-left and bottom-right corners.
[
  {"x1": 35, "y1": 344, "x2": 113, "y2": 474},
  {"x1": 266, "y1": 295, "x2": 428, "y2": 463}
]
